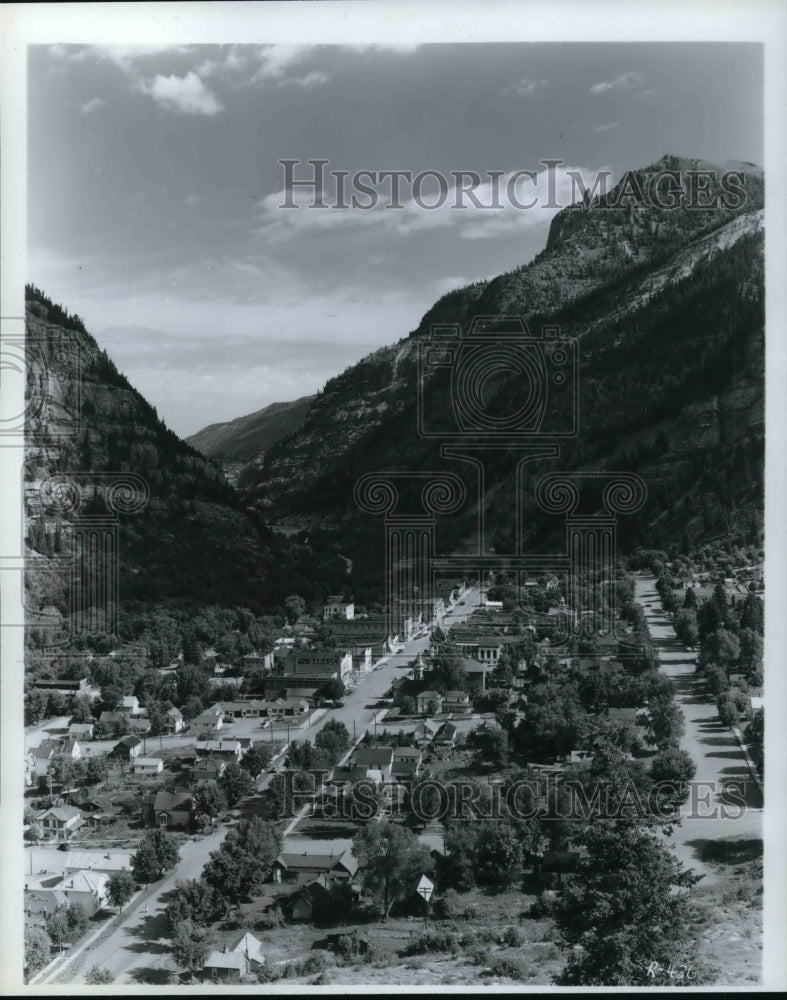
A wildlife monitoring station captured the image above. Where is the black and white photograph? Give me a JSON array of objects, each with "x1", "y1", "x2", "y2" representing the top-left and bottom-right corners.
[{"x1": 1, "y1": 1, "x2": 786, "y2": 992}]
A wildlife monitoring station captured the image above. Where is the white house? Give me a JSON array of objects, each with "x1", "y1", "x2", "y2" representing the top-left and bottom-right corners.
[
  {"x1": 323, "y1": 596, "x2": 355, "y2": 621},
  {"x1": 133, "y1": 757, "x2": 164, "y2": 777},
  {"x1": 164, "y1": 707, "x2": 184, "y2": 734}
]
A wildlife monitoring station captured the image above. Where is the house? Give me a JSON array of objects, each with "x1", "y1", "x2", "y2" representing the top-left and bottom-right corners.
[
  {"x1": 391, "y1": 747, "x2": 423, "y2": 782},
  {"x1": 273, "y1": 850, "x2": 359, "y2": 886},
  {"x1": 242, "y1": 652, "x2": 275, "y2": 673},
  {"x1": 195, "y1": 739, "x2": 243, "y2": 762},
  {"x1": 354, "y1": 746, "x2": 394, "y2": 783},
  {"x1": 25, "y1": 869, "x2": 109, "y2": 919},
  {"x1": 68, "y1": 723, "x2": 94, "y2": 740},
  {"x1": 442, "y1": 690, "x2": 471, "y2": 713},
  {"x1": 287, "y1": 651, "x2": 353, "y2": 681},
  {"x1": 133, "y1": 757, "x2": 164, "y2": 778},
  {"x1": 410, "y1": 719, "x2": 441, "y2": 745},
  {"x1": 164, "y1": 707, "x2": 184, "y2": 734},
  {"x1": 119, "y1": 695, "x2": 144, "y2": 716},
  {"x1": 190, "y1": 707, "x2": 224, "y2": 738},
  {"x1": 462, "y1": 659, "x2": 496, "y2": 690},
  {"x1": 37, "y1": 804, "x2": 84, "y2": 840},
  {"x1": 126, "y1": 716, "x2": 152, "y2": 734},
  {"x1": 153, "y1": 790, "x2": 193, "y2": 829},
  {"x1": 416, "y1": 690, "x2": 443, "y2": 714},
  {"x1": 433, "y1": 721, "x2": 458, "y2": 749},
  {"x1": 78, "y1": 795, "x2": 118, "y2": 827},
  {"x1": 189, "y1": 756, "x2": 227, "y2": 782},
  {"x1": 323, "y1": 596, "x2": 355, "y2": 621},
  {"x1": 28, "y1": 740, "x2": 57, "y2": 776},
  {"x1": 63, "y1": 850, "x2": 133, "y2": 876},
  {"x1": 56, "y1": 737, "x2": 82, "y2": 761},
  {"x1": 230, "y1": 931, "x2": 265, "y2": 970},
  {"x1": 111, "y1": 734, "x2": 143, "y2": 761},
  {"x1": 203, "y1": 948, "x2": 246, "y2": 980}
]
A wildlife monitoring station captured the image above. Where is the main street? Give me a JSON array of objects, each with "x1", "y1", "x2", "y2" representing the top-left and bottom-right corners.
[
  {"x1": 45, "y1": 586, "x2": 484, "y2": 985},
  {"x1": 635, "y1": 575, "x2": 762, "y2": 889}
]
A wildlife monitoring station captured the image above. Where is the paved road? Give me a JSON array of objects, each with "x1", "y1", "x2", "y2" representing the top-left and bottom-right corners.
[
  {"x1": 48, "y1": 588, "x2": 484, "y2": 984},
  {"x1": 635, "y1": 575, "x2": 762, "y2": 889}
]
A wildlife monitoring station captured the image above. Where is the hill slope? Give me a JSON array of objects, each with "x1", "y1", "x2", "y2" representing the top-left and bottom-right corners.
[
  {"x1": 186, "y1": 394, "x2": 316, "y2": 464},
  {"x1": 239, "y1": 157, "x2": 764, "y2": 597},
  {"x1": 24, "y1": 285, "x2": 275, "y2": 621}
]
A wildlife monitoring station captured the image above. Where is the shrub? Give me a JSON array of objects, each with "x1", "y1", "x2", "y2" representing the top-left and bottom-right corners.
[
  {"x1": 500, "y1": 925, "x2": 523, "y2": 947},
  {"x1": 85, "y1": 967, "x2": 113, "y2": 984}
]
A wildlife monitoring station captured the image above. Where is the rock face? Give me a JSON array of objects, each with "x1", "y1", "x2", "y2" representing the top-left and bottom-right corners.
[
  {"x1": 240, "y1": 157, "x2": 764, "y2": 569},
  {"x1": 24, "y1": 286, "x2": 273, "y2": 620}
]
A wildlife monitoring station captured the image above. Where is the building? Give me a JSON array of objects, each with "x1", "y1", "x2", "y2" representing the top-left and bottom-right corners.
[
  {"x1": 68, "y1": 723, "x2": 94, "y2": 740},
  {"x1": 353, "y1": 746, "x2": 394, "y2": 784},
  {"x1": 391, "y1": 747, "x2": 423, "y2": 782},
  {"x1": 416, "y1": 690, "x2": 443, "y2": 715},
  {"x1": 273, "y1": 850, "x2": 358, "y2": 885},
  {"x1": 203, "y1": 930, "x2": 265, "y2": 980},
  {"x1": 25, "y1": 869, "x2": 109, "y2": 919},
  {"x1": 189, "y1": 756, "x2": 227, "y2": 782},
  {"x1": 119, "y1": 695, "x2": 144, "y2": 716},
  {"x1": 164, "y1": 707, "x2": 184, "y2": 734},
  {"x1": 190, "y1": 707, "x2": 224, "y2": 738},
  {"x1": 34, "y1": 677, "x2": 89, "y2": 696},
  {"x1": 195, "y1": 739, "x2": 243, "y2": 762},
  {"x1": 242, "y1": 652, "x2": 275, "y2": 672},
  {"x1": 287, "y1": 651, "x2": 353, "y2": 682},
  {"x1": 111, "y1": 734, "x2": 143, "y2": 761},
  {"x1": 37, "y1": 804, "x2": 84, "y2": 841},
  {"x1": 153, "y1": 790, "x2": 193, "y2": 829},
  {"x1": 63, "y1": 850, "x2": 134, "y2": 877},
  {"x1": 323, "y1": 596, "x2": 355, "y2": 621},
  {"x1": 133, "y1": 757, "x2": 164, "y2": 778},
  {"x1": 442, "y1": 690, "x2": 471, "y2": 713}
]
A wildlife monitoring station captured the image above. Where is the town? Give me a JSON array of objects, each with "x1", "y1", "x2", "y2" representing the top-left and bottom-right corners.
[{"x1": 23, "y1": 553, "x2": 764, "y2": 987}]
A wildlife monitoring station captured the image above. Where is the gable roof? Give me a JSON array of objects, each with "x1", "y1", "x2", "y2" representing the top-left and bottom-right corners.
[
  {"x1": 204, "y1": 950, "x2": 246, "y2": 972},
  {"x1": 154, "y1": 790, "x2": 192, "y2": 813},
  {"x1": 231, "y1": 931, "x2": 264, "y2": 963},
  {"x1": 354, "y1": 747, "x2": 394, "y2": 768}
]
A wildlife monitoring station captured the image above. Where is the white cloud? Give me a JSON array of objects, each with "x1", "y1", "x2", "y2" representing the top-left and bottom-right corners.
[
  {"x1": 137, "y1": 72, "x2": 224, "y2": 116},
  {"x1": 592, "y1": 121, "x2": 619, "y2": 132},
  {"x1": 279, "y1": 71, "x2": 330, "y2": 89},
  {"x1": 248, "y1": 44, "x2": 313, "y2": 83},
  {"x1": 634, "y1": 88, "x2": 658, "y2": 99},
  {"x1": 254, "y1": 163, "x2": 607, "y2": 243},
  {"x1": 80, "y1": 97, "x2": 106, "y2": 115},
  {"x1": 505, "y1": 77, "x2": 548, "y2": 97},
  {"x1": 590, "y1": 71, "x2": 645, "y2": 95}
]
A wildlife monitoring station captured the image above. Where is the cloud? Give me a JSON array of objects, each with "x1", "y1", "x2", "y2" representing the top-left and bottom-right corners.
[
  {"x1": 254, "y1": 163, "x2": 608, "y2": 243},
  {"x1": 634, "y1": 88, "x2": 658, "y2": 99},
  {"x1": 592, "y1": 122, "x2": 619, "y2": 132},
  {"x1": 137, "y1": 72, "x2": 224, "y2": 116},
  {"x1": 279, "y1": 71, "x2": 330, "y2": 89},
  {"x1": 80, "y1": 97, "x2": 106, "y2": 115},
  {"x1": 505, "y1": 77, "x2": 548, "y2": 97},
  {"x1": 590, "y1": 71, "x2": 645, "y2": 95},
  {"x1": 248, "y1": 44, "x2": 313, "y2": 83}
]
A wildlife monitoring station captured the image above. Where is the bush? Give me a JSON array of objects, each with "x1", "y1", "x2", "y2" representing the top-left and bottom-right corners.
[
  {"x1": 85, "y1": 967, "x2": 113, "y2": 984},
  {"x1": 500, "y1": 925, "x2": 523, "y2": 947},
  {"x1": 399, "y1": 930, "x2": 458, "y2": 957}
]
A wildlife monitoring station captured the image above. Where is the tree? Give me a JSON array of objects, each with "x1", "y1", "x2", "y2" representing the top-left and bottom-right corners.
[
  {"x1": 697, "y1": 600, "x2": 722, "y2": 643},
  {"x1": 673, "y1": 610, "x2": 698, "y2": 649},
  {"x1": 645, "y1": 695, "x2": 684, "y2": 750},
  {"x1": 475, "y1": 821, "x2": 525, "y2": 888},
  {"x1": 219, "y1": 761, "x2": 255, "y2": 805},
  {"x1": 738, "y1": 628, "x2": 763, "y2": 676},
  {"x1": 164, "y1": 879, "x2": 222, "y2": 934},
  {"x1": 429, "y1": 654, "x2": 468, "y2": 692},
  {"x1": 703, "y1": 628, "x2": 740, "y2": 673},
  {"x1": 45, "y1": 906, "x2": 71, "y2": 954},
  {"x1": 704, "y1": 663, "x2": 729, "y2": 698},
  {"x1": 132, "y1": 839, "x2": 160, "y2": 886},
  {"x1": 107, "y1": 870, "x2": 135, "y2": 912},
  {"x1": 650, "y1": 747, "x2": 696, "y2": 806},
  {"x1": 240, "y1": 742, "x2": 274, "y2": 778},
  {"x1": 24, "y1": 925, "x2": 52, "y2": 978},
  {"x1": 315, "y1": 719, "x2": 350, "y2": 759},
  {"x1": 203, "y1": 817, "x2": 282, "y2": 904},
  {"x1": 351, "y1": 821, "x2": 433, "y2": 919},
  {"x1": 283, "y1": 594, "x2": 306, "y2": 625},
  {"x1": 552, "y1": 823, "x2": 705, "y2": 985},
  {"x1": 192, "y1": 781, "x2": 227, "y2": 830},
  {"x1": 747, "y1": 708, "x2": 764, "y2": 775},
  {"x1": 85, "y1": 967, "x2": 114, "y2": 984},
  {"x1": 469, "y1": 726, "x2": 509, "y2": 768},
  {"x1": 170, "y1": 919, "x2": 208, "y2": 975},
  {"x1": 321, "y1": 677, "x2": 346, "y2": 702},
  {"x1": 739, "y1": 592, "x2": 764, "y2": 635},
  {"x1": 682, "y1": 587, "x2": 697, "y2": 610}
]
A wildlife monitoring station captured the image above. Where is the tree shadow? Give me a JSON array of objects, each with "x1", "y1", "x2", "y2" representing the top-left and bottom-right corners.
[
  {"x1": 685, "y1": 837, "x2": 762, "y2": 865},
  {"x1": 128, "y1": 965, "x2": 175, "y2": 984},
  {"x1": 122, "y1": 940, "x2": 172, "y2": 955},
  {"x1": 705, "y1": 750, "x2": 745, "y2": 760},
  {"x1": 123, "y1": 913, "x2": 169, "y2": 941}
]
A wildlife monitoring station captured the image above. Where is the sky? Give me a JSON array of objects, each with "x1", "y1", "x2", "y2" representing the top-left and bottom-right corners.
[{"x1": 27, "y1": 41, "x2": 764, "y2": 437}]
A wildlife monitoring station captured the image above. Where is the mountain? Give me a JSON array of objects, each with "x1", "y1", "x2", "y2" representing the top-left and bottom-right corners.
[
  {"x1": 237, "y1": 156, "x2": 764, "y2": 598},
  {"x1": 23, "y1": 285, "x2": 276, "y2": 620},
  {"x1": 186, "y1": 394, "x2": 316, "y2": 465}
]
